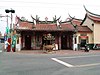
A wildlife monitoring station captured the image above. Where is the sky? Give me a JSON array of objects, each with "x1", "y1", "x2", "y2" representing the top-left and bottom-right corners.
[{"x1": 0, "y1": 0, "x2": 100, "y2": 35}]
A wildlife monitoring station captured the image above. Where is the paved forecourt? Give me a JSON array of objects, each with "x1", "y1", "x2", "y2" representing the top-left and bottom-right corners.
[{"x1": 51, "y1": 54, "x2": 100, "y2": 68}]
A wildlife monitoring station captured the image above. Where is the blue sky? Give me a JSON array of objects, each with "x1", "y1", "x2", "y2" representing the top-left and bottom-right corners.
[{"x1": 0, "y1": 0, "x2": 100, "y2": 35}]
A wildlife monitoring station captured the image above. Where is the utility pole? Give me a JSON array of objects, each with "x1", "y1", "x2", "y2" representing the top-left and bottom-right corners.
[{"x1": 5, "y1": 9, "x2": 15, "y2": 52}]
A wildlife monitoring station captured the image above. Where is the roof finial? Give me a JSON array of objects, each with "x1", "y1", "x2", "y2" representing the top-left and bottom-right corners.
[
  {"x1": 31, "y1": 15, "x2": 36, "y2": 25},
  {"x1": 83, "y1": 5, "x2": 88, "y2": 12}
]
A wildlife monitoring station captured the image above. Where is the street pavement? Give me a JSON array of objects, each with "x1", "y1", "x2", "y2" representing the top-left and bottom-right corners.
[
  {"x1": 0, "y1": 43, "x2": 4, "y2": 52},
  {"x1": 0, "y1": 50, "x2": 100, "y2": 75}
]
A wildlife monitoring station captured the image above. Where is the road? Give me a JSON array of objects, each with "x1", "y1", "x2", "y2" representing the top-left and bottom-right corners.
[{"x1": 0, "y1": 52, "x2": 100, "y2": 75}]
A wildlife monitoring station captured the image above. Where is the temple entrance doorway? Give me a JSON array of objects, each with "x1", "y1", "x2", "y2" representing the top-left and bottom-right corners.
[
  {"x1": 61, "y1": 33, "x2": 73, "y2": 50},
  {"x1": 61, "y1": 35, "x2": 67, "y2": 49},
  {"x1": 25, "y1": 35, "x2": 31, "y2": 50}
]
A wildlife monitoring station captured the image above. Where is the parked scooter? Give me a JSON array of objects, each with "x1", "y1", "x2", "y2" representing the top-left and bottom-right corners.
[{"x1": 84, "y1": 44, "x2": 89, "y2": 52}]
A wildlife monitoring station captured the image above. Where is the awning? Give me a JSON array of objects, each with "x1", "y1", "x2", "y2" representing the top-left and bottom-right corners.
[{"x1": 79, "y1": 36, "x2": 88, "y2": 39}]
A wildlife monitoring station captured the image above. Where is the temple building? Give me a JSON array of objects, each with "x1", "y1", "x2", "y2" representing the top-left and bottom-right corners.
[
  {"x1": 15, "y1": 16, "x2": 77, "y2": 51},
  {"x1": 68, "y1": 16, "x2": 92, "y2": 50},
  {"x1": 81, "y1": 6, "x2": 100, "y2": 49},
  {"x1": 13, "y1": 6, "x2": 100, "y2": 51}
]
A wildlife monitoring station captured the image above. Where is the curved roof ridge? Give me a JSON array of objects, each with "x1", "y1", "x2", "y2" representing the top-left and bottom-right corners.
[
  {"x1": 68, "y1": 14, "x2": 82, "y2": 21},
  {"x1": 84, "y1": 5, "x2": 100, "y2": 17}
]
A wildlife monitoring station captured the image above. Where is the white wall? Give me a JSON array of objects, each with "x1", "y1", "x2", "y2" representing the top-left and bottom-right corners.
[
  {"x1": 82, "y1": 17, "x2": 94, "y2": 31},
  {"x1": 94, "y1": 22, "x2": 100, "y2": 43},
  {"x1": 76, "y1": 32, "x2": 93, "y2": 44},
  {"x1": 87, "y1": 33, "x2": 94, "y2": 44}
]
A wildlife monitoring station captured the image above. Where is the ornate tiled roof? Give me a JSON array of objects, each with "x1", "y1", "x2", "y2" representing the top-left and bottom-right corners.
[
  {"x1": 15, "y1": 16, "x2": 92, "y2": 32},
  {"x1": 16, "y1": 21, "x2": 75, "y2": 31},
  {"x1": 71, "y1": 19, "x2": 82, "y2": 26},
  {"x1": 77, "y1": 26, "x2": 92, "y2": 32},
  {"x1": 84, "y1": 6, "x2": 100, "y2": 22},
  {"x1": 68, "y1": 15, "x2": 82, "y2": 26},
  {"x1": 87, "y1": 15, "x2": 100, "y2": 22}
]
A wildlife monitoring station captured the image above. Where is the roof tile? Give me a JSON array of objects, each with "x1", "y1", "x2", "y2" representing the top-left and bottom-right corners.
[{"x1": 77, "y1": 26, "x2": 92, "y2": 32}]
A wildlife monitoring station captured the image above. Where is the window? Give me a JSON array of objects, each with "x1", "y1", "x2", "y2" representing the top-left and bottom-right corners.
[{"x1": 92, "y1": 23, "x2": 94, "y2": 26}]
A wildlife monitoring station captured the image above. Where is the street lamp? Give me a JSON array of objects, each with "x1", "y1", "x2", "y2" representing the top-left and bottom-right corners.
[
  {"x1": 5, "y1": 9, "x2": 15, "y2": 30},
  {"x1": 5, "y1": 9, "x2": 15, "y2": 52}
]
